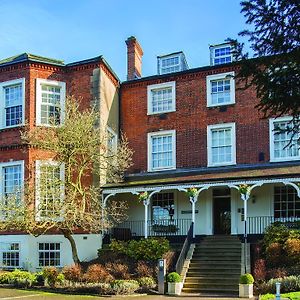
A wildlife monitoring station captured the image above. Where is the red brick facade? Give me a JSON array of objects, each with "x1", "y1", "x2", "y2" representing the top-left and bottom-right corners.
[{"x1": 121, "y1": 64, "x2": 271, "y2": 174}]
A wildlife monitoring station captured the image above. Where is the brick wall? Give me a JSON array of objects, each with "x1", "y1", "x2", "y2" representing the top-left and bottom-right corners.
[{"x1": 120, "y1": 64, "x2": 270, "y2": 173}]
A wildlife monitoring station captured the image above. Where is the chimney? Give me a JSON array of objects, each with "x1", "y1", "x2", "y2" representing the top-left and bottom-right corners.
[{"x1": 126, "y1": 36, "x2": 143, "y2": 80}]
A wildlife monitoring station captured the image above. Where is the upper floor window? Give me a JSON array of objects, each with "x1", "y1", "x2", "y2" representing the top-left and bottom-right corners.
[
  {"x1": 147, "y1": 82, "x2": 176, "y2": 115},
  {"x1": 107, "y1": 127, "x2": 117, "y2": 154},
  {"x1": 210, "y1": 43, "x2": 234, "y2": 66},
  {"x1": 0, "y1": 78, "x2": 25, "y2": 129},
  {"x1": 35, "y1": 160, "x2": 64, "y2": 220},
  {"x1": 206, "y1": 72, "x2": 235, "y2": 107},
  {"x1": 157, "y1": 52, "x2": 188, "y2": 75},
  {"x1": 269, "y1": 117, "x2": 300, "y2": 162},
  {"x1": 274, "y1": 186, "x2": 300, "y2": 218},
  {"x1": 207, "y1": 123, "x2": 236, "y2": 167},
  {"x1": 0, "y1": 161, "x2": 24, "y2": 206},
  {"x1": 36, "y1": 79, "x2": 66, "y2": 126},
  {"x1": 148, "y1": 130, "x2": 176, "y2": 172}
]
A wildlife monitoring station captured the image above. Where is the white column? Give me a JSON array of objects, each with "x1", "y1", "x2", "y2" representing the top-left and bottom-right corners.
[
  {"x1": 189, "y1": 196, "x2": 197, "y2": 238},
  {"x1": 143, "y1": 198, "x2": 150, "y2": 238},
  {"x1": 241, "y1": 193, "x2": 250, "y2": 273}
]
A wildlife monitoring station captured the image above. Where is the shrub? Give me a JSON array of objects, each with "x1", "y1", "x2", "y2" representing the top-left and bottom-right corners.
[
  {"x1": 267, "y1": 268, "x2": 288, "y2": 280},
  {"x1": 240, "y1": 273, "x2": 254, "y2": 284},
  {"x1": 109, "y1": 238, "x2": 169, "y2": 261},
  {"x1": 135, "y1": 261, "x2": 154, "y2": 278},
  {"x1": 285, "y1": 238, "x2": 300, "y2": 260},
  {"x1": 34, "y1": 272, "x2": 45, "y2": 286},
  {"x1": 137, "y1": 276, "x2": 156, "y2": 289},
  {"x1": 0, "y1": 271, "x2": 12, "y2": 284},
  {"x1": 167, "y1": 272, "x2": 181, "y2": 283},
  {"x1": 110, "y1": 279, "x2": 139, "y2": 295},
  {"x1": 10, "y1": 270, "x2": 36, "y2": 288},
  {"x1": 256, "y1": 276, "x2": 300, "y2": 294},
  {"x1": 62, "y1": 264, "x2": 82, "y2": 282},
  {"x1": 42, "y1": 267, "x2": 59, "y2": 288},
  {"x1": 263, "y1": 223, "x2": 290, "y2": 247},
  {"x1": 56, "y1": 273, "x2": 65, "y2": 286},
  {"x1": 253, "y1": 259, "x2": 266, "y2": 282},
  {"x1": 105, "y1": 262, "x2": 130, "y2": 280},
  {"x1": 83, "y1": 264, "x2": 113, "y2": 283},
  {"x1": 266, "y1": 242, "x2": 282, "y2": 266}
]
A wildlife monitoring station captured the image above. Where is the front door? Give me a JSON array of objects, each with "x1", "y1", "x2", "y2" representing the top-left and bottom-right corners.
[{"x1": 213, "y1": 188, "x2": 231, "y2": 234}]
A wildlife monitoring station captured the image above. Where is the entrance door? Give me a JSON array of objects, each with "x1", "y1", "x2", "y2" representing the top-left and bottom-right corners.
[{"x1": 213, "y1": 188, "x2": 231, "y2": 234}]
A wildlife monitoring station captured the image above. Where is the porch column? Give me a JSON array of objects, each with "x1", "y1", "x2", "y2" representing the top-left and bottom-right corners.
[
  {"x1": 143, "y1": 198, "x2": 150, "y2": 238},
  {"x1": 189, "y1": 196, "x2": 198, "y2": 238},
  {"x1": 241, "y1": 192, "x2": 250, "y2": 274}
]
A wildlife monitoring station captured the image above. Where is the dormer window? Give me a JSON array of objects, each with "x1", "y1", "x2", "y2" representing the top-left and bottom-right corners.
[
  {"x1": 157, "y1": 52, "x2": 188, "y2": 75},
  {"x1": 210, "y1": 43, "x2": 235, "y2": 66}
]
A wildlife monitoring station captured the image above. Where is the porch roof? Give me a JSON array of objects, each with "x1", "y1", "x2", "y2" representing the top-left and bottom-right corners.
[{"x1": 103, "y1": 164, "x2": 300, "y2": 195}]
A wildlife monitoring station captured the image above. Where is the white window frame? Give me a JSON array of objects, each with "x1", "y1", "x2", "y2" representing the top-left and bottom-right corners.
[
  {"x1": 35, "y1": 160, "x2": 65, "y2": 221},
  {"x1": 0, "y1": 242, "x2": 21, "y2": 269},
  {"x1": 211, "y1": 44, "x2": 233, "y2": 66},
  {"x1": 147, "y1": 81, "x2": 176, "y2": 115},
  {"x1": 269, "y1": 116, "x2": 300, "y2": 162},
  {"x1": 107, "y1": 126, "x2": 118, "y2": 154},
  {"x1": 0, "y1": 160, "x2": 25, "y2": 204},
  {"x1": 36, "y1": 79, "x2": 66, "y2": 126},
  {"x1": 206, "y1": 72, "x2": 235, "y2": 107},
  {"x1": 158, "y1": 54, "x2": 181, "y2": 75},
  {"x1": 207, "y1": 123, "x2": 236, "y2": 167},
  {"x1": 0, "y1": 78, "x2": 25, "y2": 129},
  {"x1": 147, "y1": 130, "x2": 176, "y2": 172},
  {"x1": 38, "y1": 242, "x2": 61, "y2": 267}
]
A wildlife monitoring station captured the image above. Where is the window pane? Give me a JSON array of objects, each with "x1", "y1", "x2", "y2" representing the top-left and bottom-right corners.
[
  {"x1": 151, "y1": 134, "x2": 173, "y2": 169},
  {"x1": 210, "y1": 127, "x2": 232, "y2": 164},
  {"x1": 4, "y1": 84, "x2": 23, "y2": 126}
]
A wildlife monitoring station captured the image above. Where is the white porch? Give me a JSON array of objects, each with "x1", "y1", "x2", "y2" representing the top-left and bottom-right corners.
[{"x1": 103, "y1": 177, "x2": 300, "y2": 239}]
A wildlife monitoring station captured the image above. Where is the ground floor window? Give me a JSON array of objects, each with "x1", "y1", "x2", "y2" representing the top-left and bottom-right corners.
[
  {"x1": 38, "y1": 243, "x2": 60, "y2": 267},
  {"x1": 1, "y1": 243, "x2": 20, "y2": 268},
  {"x1": 152, "y1": 192, "x2": 174, "y2": 221},
  {"x1": 274, "y1": 186, "x2": 300, "y2": 218}
]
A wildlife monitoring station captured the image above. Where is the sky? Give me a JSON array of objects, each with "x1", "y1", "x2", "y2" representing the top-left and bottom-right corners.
[{"x1": 0, "y1": 0, "x2": 250, "y2": 81}]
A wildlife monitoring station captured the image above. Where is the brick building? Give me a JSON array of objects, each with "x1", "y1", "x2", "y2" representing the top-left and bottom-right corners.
[
  {"x1": 0, "y1": 53, "x2": 119, "y2": 270},
  {"x1": 104, "y1": 36, "x2": 300, "y2": 265}
]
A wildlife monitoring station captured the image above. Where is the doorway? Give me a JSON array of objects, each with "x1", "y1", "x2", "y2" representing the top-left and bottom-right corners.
[{"x1": 213, "y1": 188, "x2": 231, "y2": 234}]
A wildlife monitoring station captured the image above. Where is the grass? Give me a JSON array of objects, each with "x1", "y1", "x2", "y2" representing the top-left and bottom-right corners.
[{"x1": 260, "y1": 291, "x2": 300, "y2": 300}]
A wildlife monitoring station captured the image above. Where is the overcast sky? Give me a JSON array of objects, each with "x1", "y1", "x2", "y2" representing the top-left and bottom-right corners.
[{"x1": 0, "y1": 0, "x2": 249, "y2": 80}]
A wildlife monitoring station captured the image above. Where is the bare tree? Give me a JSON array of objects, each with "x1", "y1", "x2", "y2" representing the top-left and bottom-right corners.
[{"x1": 0, "y1": 96, "x2": 133, "y2": 264}]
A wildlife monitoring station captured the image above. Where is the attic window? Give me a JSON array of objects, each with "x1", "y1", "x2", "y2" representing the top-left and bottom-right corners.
[
  {"x1": 157, "y1": 52, "x2": 188, "y2": 75},
  {"x1": 210, "y1": 43, "x2": 234, "y2": 66}
]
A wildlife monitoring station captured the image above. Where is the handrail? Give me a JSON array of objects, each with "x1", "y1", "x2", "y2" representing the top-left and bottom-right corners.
[{"x1": 175, "y1": 221, "x2": 194, "y2": 275}]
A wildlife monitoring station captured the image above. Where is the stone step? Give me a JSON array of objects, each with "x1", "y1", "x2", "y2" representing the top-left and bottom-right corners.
[
  {"x1": 182, "y1": 287, "x2": 238, "y2": 294},
  {"x1": 189, "y1": 261, "x2": 241, "y2": 267},
  {"x1": 196, "y1": 244, "x2": 242, "y2": 249},
  {"x1": 192, "y1": 256, "x2": 241, "y2": 261},
  {"x1": 184, "y1": 282, "x2": 238, "y2": 289},
  {"x1": 185, "y1": 277, "x2": 239, "y2": 283},
  {"x1": 186, "y1": 271, "x2": 241, "y2": 277}
]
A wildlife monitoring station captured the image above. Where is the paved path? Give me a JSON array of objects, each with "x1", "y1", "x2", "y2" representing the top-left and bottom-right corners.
[{"x1": 0, "y1": 288, "x2": 241, "y2": 300}]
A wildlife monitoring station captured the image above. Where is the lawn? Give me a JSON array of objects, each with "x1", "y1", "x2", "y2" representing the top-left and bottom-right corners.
[{"x1": 260, "y1": 292, "x2": 300, "y2": 300}]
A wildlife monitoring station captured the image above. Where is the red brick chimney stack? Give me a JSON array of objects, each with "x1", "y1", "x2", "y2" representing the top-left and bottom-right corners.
[{"x1": 126, "y1": 36, "x2": 143, "y2": 80}]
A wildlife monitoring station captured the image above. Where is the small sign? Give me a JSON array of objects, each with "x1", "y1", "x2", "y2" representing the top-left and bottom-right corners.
[{"x1": 181, "y1": 210, "x2": 199, "y2": 214}]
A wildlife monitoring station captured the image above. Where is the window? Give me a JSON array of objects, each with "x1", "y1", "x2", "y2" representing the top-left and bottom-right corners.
[
  {"x1": 36, "y1": 79, "x2": 66, "y2": 126},
  {"x1": 0, "y1": 162, "x2": 24, "y2": 210},
  {"x1": 38, "y1": 242, "x2": 60, "y2": 267},
  {"x1": 157, "y1": 52, "x2": 188, "y2": 75},
  {"x1": 210, "y1": 44, "x2": 233, "y2": 66},
  {"x1": 206, "y1": 72, "x2": 235, "y2": 107},
  {"x1": 148, "y1": 130, "x2": 176, "y2": 172},
  {"x1": 0, "y1": 78, "x2": 25, "y2": 129},
  {"x1": 274, "y1": 186, "x2": 300, "y2": 218},
  {"x1": 107, "y1": 127, "x2": 117, "y2": 154},
  {"x1": 269, "y1": 117, "x2": 300, "y2": 162},
  {"x1": 0, "y1": 243, "x2": 20, "y2": 268},
  {"x1": 207, "y1": 123, "x2": 236, "y2": 166},
  {"x1": 152, "y1": 192, "x2": 175, "y2": 221},
  {"x1": 36, "y1": 161, "x2": 64, "y2": 220},
  {"x1": 147, "y1": 81, "x2": 176, "y2": 114}
]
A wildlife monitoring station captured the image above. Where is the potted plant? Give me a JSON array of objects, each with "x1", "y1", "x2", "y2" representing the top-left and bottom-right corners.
[
  {"x1": 239, "y1": 273, "x2": 254, "y2": 298},
  {"x1": 167, "y1": 272, "x2": 182, "y2": 295}
]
